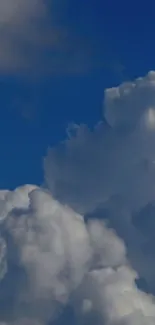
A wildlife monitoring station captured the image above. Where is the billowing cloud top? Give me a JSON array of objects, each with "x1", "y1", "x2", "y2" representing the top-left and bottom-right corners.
[
  {"x1": 1, "y1": 72, "x2": 155, "y2": 324},
  {"x1": 44, "y1": 71, "x2": 155, "y2": 213},
  {"x1": 44, "y1": 70, "x2": 155, "y2": 324}
]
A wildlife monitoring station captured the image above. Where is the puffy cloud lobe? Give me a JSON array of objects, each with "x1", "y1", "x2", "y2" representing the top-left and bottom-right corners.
[
  {"x1": 73, "y1": 220, "x2": 155, "y2": 325},
  {"x1": 0, "y1": 184, "x2": 154, "y2": 325},
  {"x1": 87, "y1": 220, "x2": 126, "y2": 269},
  {"x1": 21, "y1": 189, "x2": 91, "y2": 301},
  {"x1": 0, "y1": 185, "x2": 92, "y2": 324},
  {"x1": 75, "y1": 266, "x2": 155, "y2": 325},
  {"x1": 104, "y1": 71, "x2": 155, "y2": 130},
  {"x1": 44, "y1": 72, "x2": 155, "y2": 214}
]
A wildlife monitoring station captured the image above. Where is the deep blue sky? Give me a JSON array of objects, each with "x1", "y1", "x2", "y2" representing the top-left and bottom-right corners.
[{"x1": 1, "y1": 0, "x2": 155, "y2": 189}]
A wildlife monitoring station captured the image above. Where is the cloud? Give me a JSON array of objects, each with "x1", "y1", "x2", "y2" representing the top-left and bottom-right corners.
[
  {"x1": 2, "y1": 71, "x2": 155, "y2": 324},
  {"x1": 0, "y1": 0, "x2": 46, "y2": 74},
  {"x1": 0, "y1": 185, "x2": 92, "y2": 324},
  {"x1": 0, "y1": 0, "x2": 74, "y2": 75},
  {"x1": 44, "y1": 70, "x2": 155, "y2": 323},
  {"x1": 0, "y1": 185, "x2": 155, "y2": 325},
  {"x1": 0, "y1": 0, "x2": 122, "y2": 76},
  {"x1": 44, "y1": 71, "x2": 155, "y2": 213}
]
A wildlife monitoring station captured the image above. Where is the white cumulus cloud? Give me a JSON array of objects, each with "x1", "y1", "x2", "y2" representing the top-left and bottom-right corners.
[
  {"x1": 1, "y1": 71, "x2": 155, "y2": 324},
  {"x1": 0, "y1": 183, "x2": 154, "y2": 325},
  {"x1": 44, "y1": 70, "x2": 155, "y2": 323}
]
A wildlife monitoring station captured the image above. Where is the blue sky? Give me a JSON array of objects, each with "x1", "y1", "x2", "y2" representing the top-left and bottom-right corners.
[
  {"x1": 1, "y1": 0, "x2": 155, "y2": 189},
  {"x1": 2, "y1": 2, "x2": 155, "y2": 325}
]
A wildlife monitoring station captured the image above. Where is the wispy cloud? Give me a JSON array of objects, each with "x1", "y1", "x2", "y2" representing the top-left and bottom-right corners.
[
  {"x1": 0, "y1": 0, "x2": 66, "y2": 75},
  {"x1": 0, "y1": 0, "x2": 123, "y2": 77}
]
